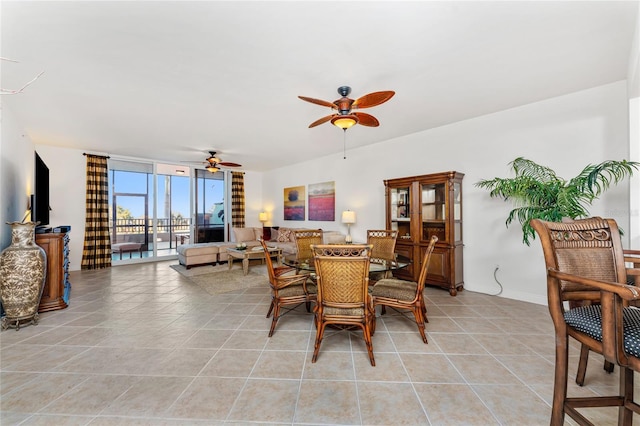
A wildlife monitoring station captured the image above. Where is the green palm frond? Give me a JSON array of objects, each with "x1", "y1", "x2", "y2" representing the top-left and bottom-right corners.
[
  {"x1": 569, "y1": 160, "x2": 639, "y2": 198},
  {"x1": 510, "y1": 157, "x2": 560, "y2": 183},
  {"x1": 476, "y1": 158, "x2": 638, "y2": 245}
]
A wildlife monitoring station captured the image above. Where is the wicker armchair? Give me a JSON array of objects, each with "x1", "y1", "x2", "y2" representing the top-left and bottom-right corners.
[
  {"x1": 575, "y1": 248, "x2": 640, "y2": 386},
  {"x1": 367, "y1": 229, "x2": 398, "y2": 282},
  {"x1": 531, "y1": 218, "x2": 640, "y2": 425},
  {"x1": 260, "y1": 239, "x2": 316, "y2": 337},
  {"x1": 311, "y1": 244, "x2": 376, "y2": 366},
  {"x1": 625, "y1": 250, "x2": 640, "y2": 286},
  {"x1": 371, "y1": 236, "x2": 437, "y2": 343}
]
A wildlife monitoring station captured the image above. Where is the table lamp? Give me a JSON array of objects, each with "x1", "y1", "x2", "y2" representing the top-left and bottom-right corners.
[
  {"x1": 341, "y1": 210, "x2": 356, "y2": 243},
  {"x1": 259, "y1": 212, "x2": 268, "y2": 240}
]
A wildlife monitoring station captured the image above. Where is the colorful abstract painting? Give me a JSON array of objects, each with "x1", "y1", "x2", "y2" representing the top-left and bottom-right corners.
[
  {"x1": 308, "y1": 181, "x2": 335, "y2": 221},
  {"x1": 284, "y1": 185, "x2": 305, "y2": 221}
]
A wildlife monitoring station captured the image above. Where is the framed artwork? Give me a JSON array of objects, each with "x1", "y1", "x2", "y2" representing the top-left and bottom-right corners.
[
  {"x1": 283, "y1": 185, "x2": 305, "y2": 221},
  {"x1": 308, "y1": 181, "x2": 335, "y2": 221}
]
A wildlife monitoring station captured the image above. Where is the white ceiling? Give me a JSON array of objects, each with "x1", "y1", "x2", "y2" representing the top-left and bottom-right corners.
[{"x1": 2, "y1": 1, "x2": 638, "y2": 172}]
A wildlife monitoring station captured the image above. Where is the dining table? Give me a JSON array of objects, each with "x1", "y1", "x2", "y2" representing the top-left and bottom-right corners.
[{"x1": 283, "y1": 255, "x2": 410, "y2": 279}]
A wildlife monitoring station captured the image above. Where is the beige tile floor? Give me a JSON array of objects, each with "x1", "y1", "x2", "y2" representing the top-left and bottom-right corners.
[{"x1": 0, "y1": 260, "x2": 636, "y2": 425}]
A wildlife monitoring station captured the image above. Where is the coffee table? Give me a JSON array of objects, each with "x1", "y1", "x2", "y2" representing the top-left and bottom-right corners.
[{"x1": 227, "y1": 246, "x2": 283, "y2": 275}]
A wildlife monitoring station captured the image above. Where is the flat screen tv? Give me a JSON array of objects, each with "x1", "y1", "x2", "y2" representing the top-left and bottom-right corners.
[{"x1": 32, "y1": 152, "x2": 50, "y2": 227}]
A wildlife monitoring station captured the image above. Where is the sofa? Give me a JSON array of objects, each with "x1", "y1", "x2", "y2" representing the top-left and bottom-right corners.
[{"x1": 176, "y1": 226, "x2": 346, "y2": 268}]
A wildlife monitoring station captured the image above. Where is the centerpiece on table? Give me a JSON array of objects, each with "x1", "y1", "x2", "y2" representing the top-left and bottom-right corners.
[{"x1": 235, "y1": 243, "x2": 247, "y2": 250}]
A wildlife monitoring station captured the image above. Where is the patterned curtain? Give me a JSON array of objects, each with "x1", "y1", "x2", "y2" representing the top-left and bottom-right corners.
[
  {"x1": 81, "y1": 154, "x2": 112, "y2": 270},
  {"x1": 231, "y1": 171, "x2": 245, "y2": 228}
]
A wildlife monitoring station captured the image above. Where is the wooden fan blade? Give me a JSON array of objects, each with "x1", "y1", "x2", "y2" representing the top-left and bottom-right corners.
[
  {"x1": 308, "y1": 114, "x2": 335, "y2": 128},
  {"x1": 218, "y1": 162, "x2": 242, "y2": 167},
  {"x1": 352, "y1": 91, "x2": 395, "y2": 109},
  {"x1": 353, "y1": 112, "x2": 380, "y2": 127},
  {"x1": 298, "y1": 96, "x2": 337, "y2": 109}
]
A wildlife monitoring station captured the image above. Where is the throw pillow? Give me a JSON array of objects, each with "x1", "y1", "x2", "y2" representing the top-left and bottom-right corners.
[
  {"x1": 277, "y1": 228, "x2": 292, "y2": 242},
  {"x1": 234, "y1": 227, "x2": 256, "y2": 242},
  {"x1": 253, "y1": 228, "x2": 263, "y2": 240}
]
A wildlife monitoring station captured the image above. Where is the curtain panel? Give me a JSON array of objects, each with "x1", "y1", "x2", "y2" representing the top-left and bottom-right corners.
[
  {"x1": 231, "y1": 171, "x2": 245, "y2": 228},
  {"x1": 81, "y1": 154, "x2": 112, "y2": 270}
]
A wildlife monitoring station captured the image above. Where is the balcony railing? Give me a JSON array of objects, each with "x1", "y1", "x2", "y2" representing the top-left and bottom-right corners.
[{"x1": 111, "y1": 217, "x2": 191, "y2": 246}]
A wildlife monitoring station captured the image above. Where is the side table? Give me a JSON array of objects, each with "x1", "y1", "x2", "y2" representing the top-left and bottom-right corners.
[{"x1": 227, "y1": 247, "x2": 283, "y2": 275}]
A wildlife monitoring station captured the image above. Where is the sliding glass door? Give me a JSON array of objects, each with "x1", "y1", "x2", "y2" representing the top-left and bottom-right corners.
[
  {"x1": 195, "y1": 169, "x2": 226, "y2": 243},
  {"x1": 109, "y1": 162, "x2": 154, "y2": 261},
  {"x1": 155, "y1": 165, "x2": 191, "y2": 256},
  {"x1": 108, "y1": 159, "x2": 228, "y2": 262}
]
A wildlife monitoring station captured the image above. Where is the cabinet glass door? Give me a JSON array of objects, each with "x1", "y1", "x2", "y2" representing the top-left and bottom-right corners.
[
  {"x1": 421, "y1": 183, "x2": 447, "y2": 243},
  {"x1": 390, "y1": 186, "x2": 411, "y2": 240},
  {"x1": 453, "y1": 182, "x2": 462, "y2": 242}
]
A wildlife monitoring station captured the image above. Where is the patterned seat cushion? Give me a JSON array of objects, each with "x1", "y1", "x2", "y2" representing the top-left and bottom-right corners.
[
  {"x1": 324, "y1": 306, "x2": 365, "y2": 316},
  {"x1": 278, "y1": 282, "x2": 316, "y2": 297},
  {"x1": 371, "y1": 278, "x2": 418, "y2": 301},
  {"x1": 564, "y1": 305, "x2": 640, "y2": 358}
]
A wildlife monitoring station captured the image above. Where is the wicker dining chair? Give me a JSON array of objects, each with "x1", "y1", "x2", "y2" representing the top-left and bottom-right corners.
[
  {"x1": 367, "y1": 229, "x2": 398, "y2": 281},
  {"x1": 260, "y1": 239, "x2": 316, "y2": 337},
  {"x1": 531, "y1": 217, "x2": 640, "y2": 425},
  {"x1": 311, "y1": 244, "x2": 376, "y2": 366},
  {"x1": 371, "y1": 236, "x2": 438, "y2": 343},
  {"x1": 293, "y1": 229, "x2": 323, "y2": 269}
]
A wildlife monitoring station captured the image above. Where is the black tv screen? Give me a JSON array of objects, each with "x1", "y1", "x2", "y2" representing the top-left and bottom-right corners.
[{"x1": 33, "y1": 152, "x2": 50, "y2": 226}]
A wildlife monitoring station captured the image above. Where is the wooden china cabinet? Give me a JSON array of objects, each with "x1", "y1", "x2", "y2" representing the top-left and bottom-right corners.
[{"x1": 384, "y1": 171, "x2": 464, "y2": 295}]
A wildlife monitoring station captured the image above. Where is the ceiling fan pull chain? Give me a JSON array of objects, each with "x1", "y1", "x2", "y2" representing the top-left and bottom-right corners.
[{"x1": 343, "y1": 129, "x2": 347, "y2": 159}]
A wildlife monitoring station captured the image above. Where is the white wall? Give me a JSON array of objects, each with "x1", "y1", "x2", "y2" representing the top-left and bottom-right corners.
[
  {"x1": 631, "y1": 97, "x2": 639, "y2": 250},
  {"x1": 0, "y1": 107, "x2": 35, "y2": 248},
  {"x1": 262, "y1": 81, "x2": 631, "y2": 305},
  {"x1": 628, "y1": 5, "x2": 640, "y2": 249}
]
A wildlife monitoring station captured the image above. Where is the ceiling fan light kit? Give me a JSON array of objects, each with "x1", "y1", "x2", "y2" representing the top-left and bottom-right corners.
[{"x1": 331, "y1": 114, "x2": 358, "y2": 129}]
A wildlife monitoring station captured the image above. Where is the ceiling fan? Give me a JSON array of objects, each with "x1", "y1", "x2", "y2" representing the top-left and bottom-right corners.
[
  {"x1": 298, "y1": 86, "x2": 395, "y2": 130},
  {"x1": 188, "y1": 151, "x2": 242, "y2": 173}
]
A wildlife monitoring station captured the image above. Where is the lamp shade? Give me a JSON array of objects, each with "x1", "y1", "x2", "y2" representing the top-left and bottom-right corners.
[
  {"x1": 259, "y1": 212, "x2": 268, "y2": 223},
  {"x1": 341, "y1": 210, "x2": 356, "y2": 224}
]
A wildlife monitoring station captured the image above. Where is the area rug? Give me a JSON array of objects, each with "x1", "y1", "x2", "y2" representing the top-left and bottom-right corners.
[{"x1": 172, "y1": 263, "x2": 269, "y2": 295}]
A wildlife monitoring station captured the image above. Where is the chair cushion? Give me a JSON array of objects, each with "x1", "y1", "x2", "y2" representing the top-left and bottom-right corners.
[
  {"x1": 277, "y1": 282, "x2": 317, "y2": 297},
  {"x1": 324, "y1": 306, "x2": 365, "y2": 316},
  {"x1": 371, "y1": 278, "x2": 418, "y2": 301},
  {"x1": 564, "y1": 305, "x2": 640, "y2": 358}
]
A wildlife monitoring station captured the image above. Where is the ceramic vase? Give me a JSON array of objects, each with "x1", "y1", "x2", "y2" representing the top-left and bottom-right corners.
[{"x1": 0, "y1": 222, "x2": 47, "y2": 331}]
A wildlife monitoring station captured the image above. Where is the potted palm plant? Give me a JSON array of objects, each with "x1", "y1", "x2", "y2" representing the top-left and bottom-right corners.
[{"x1": 476, "y1": 157, "x2": 639, "y2": 245}]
